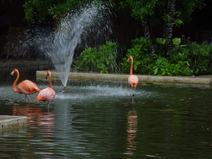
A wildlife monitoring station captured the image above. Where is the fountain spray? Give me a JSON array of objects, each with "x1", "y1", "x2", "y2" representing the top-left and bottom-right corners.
[
  {"x1": 41, "y1": 3, "x2": 110, "y2": 88},
  {"x1": 21, "y1": 2, "x2": 112, "y2": 88}
]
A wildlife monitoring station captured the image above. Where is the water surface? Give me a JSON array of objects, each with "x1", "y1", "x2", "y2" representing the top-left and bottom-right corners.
[{"x1": 0, "y1": 80, "x2": 211, "y2": 158}]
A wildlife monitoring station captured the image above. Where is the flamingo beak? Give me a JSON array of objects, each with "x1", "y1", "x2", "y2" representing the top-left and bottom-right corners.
[
  {"x1": 10, "y1": 71, "x2": 14, "y2": 76},
  {"x1": 11, "y1": 71, "x2": 14, "y2": 77}
]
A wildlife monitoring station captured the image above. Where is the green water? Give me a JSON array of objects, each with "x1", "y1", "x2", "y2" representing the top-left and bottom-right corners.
[{"x1": 0, "y1": 80, "x2": 211, "y2": 158}]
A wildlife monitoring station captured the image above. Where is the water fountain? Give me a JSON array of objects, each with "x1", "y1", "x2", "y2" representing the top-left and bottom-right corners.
[{"x1": 36, "y1": 3, "x2": 112, "y2": 88}]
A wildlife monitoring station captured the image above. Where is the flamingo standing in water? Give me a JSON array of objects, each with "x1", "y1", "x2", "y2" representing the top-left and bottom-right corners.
[
  {"x1": 11, "y1": 69, "x2": 41, "y2": 102},
  {"x1": 127, "y1": 56, "x2": 138, "y2": 88},
  {"x1": 36, "y1": 71, "x2": 56, "y2": 107}
]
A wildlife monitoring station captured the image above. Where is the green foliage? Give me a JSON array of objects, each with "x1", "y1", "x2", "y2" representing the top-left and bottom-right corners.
[
  {"x1": 156, "y1": 37, "x2": 184, "y2": 46},
  {"x1": 48, "y1": 1, "x2": 83, "y2": 19},
  {"x1": 121, "y1": 37, "x2": 212, "y2": 76},
  {"x1": 23, "y1": 0, "x2": 55, "y2": 21},
  {"x1": 74, "y1": 37, "x2": 212, "y2": 76},
  {"x1": 121, "y1": 36, "x2": 191, "y2": 76},
  {"x1": 172, "y1": 38, "x2": 182, "y2": 46},
  {"x1": 73, "y1": 41, "x2": 119, "y2": 73},
  {"x1": 120, "y1": 0, "x2": 159, "y2": 20},
  {"x1": 172, "y1": 41, "x2": 212, "y2": 75},
  {"x1": 179, "y1": 0, "x2": 205, "y2": 23},
  {"x1": 152, "y1": 55, "x2": 191, "y2": 76},
  {"x1": 121, "y1": 37, "x2": 152, "y2": 73},
  {"x1": 119, "y1": 0, "x2": 205, "y2": 27},
  {"x1": 155, "y1": 38, "x2": 166, "y2": 45},
  {"x1": 23, "y1": 0, "x2": 89, "y2": 22}
]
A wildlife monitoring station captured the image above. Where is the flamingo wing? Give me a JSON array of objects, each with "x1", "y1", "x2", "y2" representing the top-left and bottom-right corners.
[
  {"x1": 18, "y1": 80, "x2": 41, "y2": 94},
  {"x1": 36, "y1": 87, "x2": 56, "y2": 102}
]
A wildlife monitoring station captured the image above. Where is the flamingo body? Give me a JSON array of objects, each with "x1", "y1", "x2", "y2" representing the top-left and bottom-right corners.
[
  {"x1": 36, "y1": 71, "x2": 56, "y2": 106},
  {"x1": 17, "y1": 80, "x2": 41, "y2": 95},
  {"x1": 127, "y1": 56, "x2": 138, "y2": 88},
  {"x1": 128, "y1": 75, "x2": 139, "y2": 88},
  {"x1": 11, "y1": 69, "x2": 41, "y2": 101},
  {"x1": 36, "y1": 87, "x2": 55, "y2": 103}
]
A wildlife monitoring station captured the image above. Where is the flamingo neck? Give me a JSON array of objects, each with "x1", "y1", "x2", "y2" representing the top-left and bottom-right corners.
[
  {"x1": 48, "y1": 74, "x2": 52, "y2": 88},
  {"x1": 12, "y1": 71, "x2": 19, "y2": 93},
  {"x1": 130, "y1": 59, "x2": 133, "y2": 75}
]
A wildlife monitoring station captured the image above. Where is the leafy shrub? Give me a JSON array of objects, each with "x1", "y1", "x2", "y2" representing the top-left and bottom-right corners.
[
  {"x1": 121, "y1": 37, "x2": 192, "y2": 76},
  {"x1": 172, "y1": 41, "x2": 212, "y2": 75},
  {"x1": 137, "y1": 37, "x2": 212, "y2": 76},
  {"x1": 121, "y1": 37, "x2": 152, "y2": 73},
  {"x1": 74, "y1": 37, "x2": 212, "y2": 76},
  {"x1": 152, "y1": 55, "x2": 191, "y2": 76},
  {"x1": 73, "y1": 41, "x2": 119, "y2": 73}
]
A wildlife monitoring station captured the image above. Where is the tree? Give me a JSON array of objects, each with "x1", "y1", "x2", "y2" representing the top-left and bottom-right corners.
[
  {"x1": 23, "y1": 0, "x2": 205, "y2": 57},
  {"x1": 162, "y1": 0, "x2": 205, "y2": 56},
  {"x1": 23, "y1": 0, "x2": 89, "y2": 22},
  {"x1": 115, "y1": 0, "x2": 205, "y2": 57},
  {"x1": 163, "y1": 0, "x2": 176, "y2": 56},
  {"x1": 119, "y1": 0, "x2": 159, "y2": 56}
]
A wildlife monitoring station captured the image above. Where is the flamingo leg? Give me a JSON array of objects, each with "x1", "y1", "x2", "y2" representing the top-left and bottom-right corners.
[
  {"x1": 26, "y1": 95, "x2": 32, "y2": 102},
  {"x1": 131, "y1": 94, "x2": 134, "y2": 103},
  {"x1": 47, "y1": 102, "x2": 51, "y2": 112}
]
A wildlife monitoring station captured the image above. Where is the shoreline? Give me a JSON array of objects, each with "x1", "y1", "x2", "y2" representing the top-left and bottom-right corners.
[{"x1": 36, "y1": 71, "x2": 212, "y2": 86}]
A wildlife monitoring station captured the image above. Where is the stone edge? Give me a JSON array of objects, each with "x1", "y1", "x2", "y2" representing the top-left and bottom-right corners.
[
  {"x1": 36, "y1": 71, "x2": 212, "y2": 85},
  {"x1": 0, "y1": 116, "x2": 27, "y2": 131}
]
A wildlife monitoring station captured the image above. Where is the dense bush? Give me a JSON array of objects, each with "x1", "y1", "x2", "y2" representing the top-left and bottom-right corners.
[
  {"x1": 121, "y1": 37, "x2": 191, "y2": 75},
  {"x1": 74, "y1": 37, "x2": 212, "y2": 76},
  {"x1": 73, "y1": 41, "x2": 119, "y2": 73},
  {"x1": 121, "y1": 37, "x2": 212, "y2": 76},
  {"x1": 121, "y1": 37, "x2": 153, "y2": 74},
  {"x1": 172, "y1": 41, "x2": 212, "y2": 75}
]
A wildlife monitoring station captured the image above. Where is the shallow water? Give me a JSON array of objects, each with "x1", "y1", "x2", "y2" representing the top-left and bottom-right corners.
[{"x1": 0, "y1": 80, "x2": 211, "y2": 158}]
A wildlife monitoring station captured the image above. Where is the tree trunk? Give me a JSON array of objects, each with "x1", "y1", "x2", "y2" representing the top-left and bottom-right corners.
[
  {"x1": 141, "y1": 17, "x2": 155, "y2": 57},
  {"x1": 163, "y1": 0, "x2": 176, "y2": 57}
]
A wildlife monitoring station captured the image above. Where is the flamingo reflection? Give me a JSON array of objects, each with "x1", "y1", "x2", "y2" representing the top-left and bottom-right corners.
[
  {"x1": 13, "y1": 104, "x2": 55, "y2": 131},
  {"x1": 126, "y1": 109, "x2": 138, "y2": 157},
  {"x1": 12, "y1": 104, "x2": 55, "y2": 156}
]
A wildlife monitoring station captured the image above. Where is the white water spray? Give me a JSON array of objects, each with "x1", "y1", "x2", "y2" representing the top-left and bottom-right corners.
[{"x1": 40, "y1": 4, "x2": 110, "y2": 87}]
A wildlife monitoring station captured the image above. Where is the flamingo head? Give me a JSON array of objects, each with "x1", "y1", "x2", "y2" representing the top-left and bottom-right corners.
[
  {"x1": 46, "y1": 71, "x2": 51, "y2": 79},
  {"x1": 127, "y1": 56, "x2": 133, "y2": 62},
  {"x1": 11, "y1": 69, "x2": 18, "y2": 76}
]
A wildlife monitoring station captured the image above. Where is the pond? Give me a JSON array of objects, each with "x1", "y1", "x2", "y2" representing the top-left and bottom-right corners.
[{"x1": 0, "y1": 78, "x2": 211, "y2": 158}]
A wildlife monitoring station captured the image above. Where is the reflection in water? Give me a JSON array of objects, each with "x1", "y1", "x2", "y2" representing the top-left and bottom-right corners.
[
  {"x1": 11, "y1": 104, "x2": 56, "y2": 157},
  {"x1": 13, "y1": 103, "x2": 55, "y2": 131},
  {"x1": 0, "y1": 81, "x2": 211, "y2": 158},
  {"x1": 126, "y1": 106, "x2": 138, "y2": 157}
]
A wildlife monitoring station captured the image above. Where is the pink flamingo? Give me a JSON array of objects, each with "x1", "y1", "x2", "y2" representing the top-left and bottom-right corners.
[
  {"x1": 11, "y1": 69, "x2": 41, "y2": 102},
  {"x1": 127, "y1": 56, "x2": 138, "y2": 88},
  {"x1": 36, "y1": 71, "x2": 56, "y2": 107}
]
